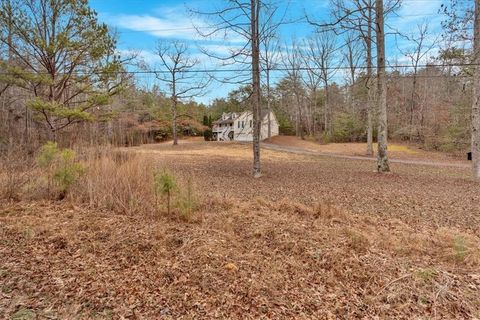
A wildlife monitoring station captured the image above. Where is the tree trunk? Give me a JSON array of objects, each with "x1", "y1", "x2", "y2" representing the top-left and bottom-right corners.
[
  {"x1": 366, "y1": 2, "x2": 374, "y2": 156},
  {"x1": 324, "y1": 81, "x2": 330, "y2": 135},
  {"x1": 375, "y1": 0, "x2": 390, "y2": 172},
  {"x1": 172, "y1": 67, "x2": 178, "y2": 146},
  {"x1": 295, "y1": 106, "x2": 299, "y2": 137},
  {"x1": 251, "y1": 0, "x2": 262, "y2": 178},
  {"x1": 472, "y1": 0, "x2": 480, "y2": 179},
  {"x1": 410, "y1": 72, "x2": 418, "y2": 141},
  {"x1": 172, "y1": 97, "x2": 178, "y2": 146},
  {"x1": 267, "y1": 68, "x2": 271, "y2": 139},
  {"x1": 313, "y1": 89, "x2": 317, "y2": 137},
  {"x1": 297, "y1": 93, "x2": 305, "y2": 140}
]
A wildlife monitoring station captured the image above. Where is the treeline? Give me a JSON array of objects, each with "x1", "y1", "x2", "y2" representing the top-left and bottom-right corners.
[
  {"x1": 0, "y1": 80, "x2": 209, "y2": 148},
  {"x1": 209, "y1": 53, "x2": 472, "y2": 154},
  {"x1": 0, "y1": 0, "x2": 475, "y2": 156},
  {"x1": 0, "y1": 0, "x2": 209, "y2": 149}
]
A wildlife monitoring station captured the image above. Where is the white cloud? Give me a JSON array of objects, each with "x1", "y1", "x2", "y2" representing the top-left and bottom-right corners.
[
  {"x1": 105, "y1": 13, "x2": 201, "y2": 40},
  {"x1": 102, "y1": 6, "x2": 244, "y2": 43},
  {"x1": 387, "y1": 0, "x2": 444, "y2": 32},
  {"x1": 385, "y1": 0, "x2": 445, "y2": 66}
]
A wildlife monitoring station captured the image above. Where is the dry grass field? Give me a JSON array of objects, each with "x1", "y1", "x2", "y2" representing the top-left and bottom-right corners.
[
  {"x1": 266, "y1": 136, "x2": 469, "y2": 164},
  {"x1": 1, "y1": 140, "x2": 480, "y2": 319}
]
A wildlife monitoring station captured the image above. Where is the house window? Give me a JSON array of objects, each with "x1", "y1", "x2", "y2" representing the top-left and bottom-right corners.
[
  {"x1": 249, "y1": 120, "x2": 252, "y2": 127},
  {"x1": 230, "y1": 123, "x2": 232, "y2": 127},
  {"x1": 242, "y1": 121, "x2": 245, "y2": 128},
  {"x1": 238, "y1": 122, "x2": 240, "y2": 128}
]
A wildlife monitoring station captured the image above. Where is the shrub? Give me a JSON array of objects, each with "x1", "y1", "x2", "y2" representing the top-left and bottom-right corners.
[
  {"x1": 423, "y1": 103, "x2": 470, "y2": 153},
  {"x1": 37, "y1": 142, "x2": 60, "y2": 196},
  {"x1": 152, "y1": 170, "x2": 198, "y2": 220},
  {"x1": 439, "y1": 122, "x2": 470, "y2": 153},
  {"x1": 53, "y1": 149, "x2": 85, "y2": 195},
  {"x1": 203, "y1": 128, "x2": 213, "y2": 141},
  {"x1": 319, "y1": 131, "x2": 332, "y2": 144},
  {"x1": 331, "y1": 113, "x2": 364, "y2": 142},
  {"x1": 276, "y1": 112, "x2": 296, "y2": 136},
  {"x1": 37, "y1": 141, "x2": 58, "y2": 168},
  {"x1": 36, "y1": 142, "x2": 84, "y2": 198}
]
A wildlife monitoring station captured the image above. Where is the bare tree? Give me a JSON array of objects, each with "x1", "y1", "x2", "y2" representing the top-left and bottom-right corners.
[
  {"x1": 398, "y1": 21, "x2": 439, "y2": 141},
  {"x1": 329, "y1": 0, "x2": 376, "y2": 154},
  {"x1": 305, "y1": 31, "x2": 338, "y2": 135},
  {"x1": 282, "y1": 39, "x2": 306, "y2": 139},
  {"x1": 251, "y1": 0, "x2": 262, "y2": 177},
  {"x1": 343, "y1": 31, "x2": 364, "y2": 111},
  {"x1": 472, "y1": 0, "x2": 480, "y2": 179},
  {"x1": 154, "y1": 40, "x2": 209, "y2": 146},
  {"x1": 365, "y1": 1, "x2": 375, "y2": 156},
  {"x1": 441, "y1": 0, "x2": 477, "y2": 178},
  {"x1": 441, "y1": 0, "x2": 474, "y2": 42},
  {"x1": 302, "y1": 40, "x2": 324, "y2": 137},
  {"x1": 194, "y1": 0, "x2": 282, "y2": 177},
  {"x1": 323, "y1": 0, "x2": 400, "y2": 155},
  {"x1": 260, "y1": 22, "x2": 281, "y2": 140},
  {"x1": 376, "y1": 0, "x2": 390, "y2": 172}
]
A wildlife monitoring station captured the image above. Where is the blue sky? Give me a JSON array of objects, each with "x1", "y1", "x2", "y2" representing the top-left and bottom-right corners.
[{"x1": 89, "y1": 0, "x2": 449, "y2": 104}]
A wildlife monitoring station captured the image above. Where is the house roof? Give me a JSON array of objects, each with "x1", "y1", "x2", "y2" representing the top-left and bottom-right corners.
[
  {"x1": 213, "y1": 119, "x2": 234, "y2": 125},
  {"x1": 213, "y1": 110, "x2": 275, "y2": 125},
  {"x1": 239, "y1": 110, "x2": 273, "y2": 119}
]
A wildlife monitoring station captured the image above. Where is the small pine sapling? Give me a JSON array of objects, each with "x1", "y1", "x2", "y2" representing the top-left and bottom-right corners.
[
  {"x1": 153, "y1": 170, "x2": 177, "y2": 214},
  {"x1": 53, "y1": 149, "x2": 84, "y2": 198},
  {"x1": 37, "y1": 141, "x2": 59, "y2": 196}
]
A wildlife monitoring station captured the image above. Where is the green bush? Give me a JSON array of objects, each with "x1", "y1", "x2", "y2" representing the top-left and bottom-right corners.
[
  {"x1": 203, "y1": 128, "x2": 213, "y2": 141},
  {"x1": 423, "y1": 103, "x2": 470, "y2": 153},
  {"x1": 440, "y1": 122, "x2": 470, "y2": 153},
  {"x1": 37, "y1": 141, "x2": 58, "y2": 169},
  {"x1": 331, "y1": 113, "x2": 365, "y2": 142},
  {"x1": 53, "y1": 149, "x2": 85, "y2": 193},
  {"x1": 276, "y1": 112, "x2": 295, "y2": 136},
  {"x1": 37, "y1": 142, "x2": 84, "y2": 198},
  {"x1": 319, "y1": 131, "x2": 332, "y2": 144}
]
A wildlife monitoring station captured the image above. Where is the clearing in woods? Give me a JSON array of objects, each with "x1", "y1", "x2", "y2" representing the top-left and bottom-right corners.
[{"x1": 1, "y1": 140, "x2": 479, "y2": 319}]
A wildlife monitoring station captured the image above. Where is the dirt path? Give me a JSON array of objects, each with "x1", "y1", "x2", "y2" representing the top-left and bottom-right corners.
[{"x1": 260, "y1": 142, "x2": 470, "y2": 168}]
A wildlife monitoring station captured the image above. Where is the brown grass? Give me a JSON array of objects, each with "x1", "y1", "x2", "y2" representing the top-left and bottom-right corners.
[
  {"x1": 1, "y1": 141, "x2": 479, "y2": 319},
  {"x1": 73, "y1": 149, "x2": 157, "y2": 215},
  {"x1": 1, "y1": 197, "x2": 479, "y2": 319},
  {"x1": 267, "y1": 135, "x2": 468, "y2": 163},
  {"x1": 0, "y1": 145, "x2": 35, "y2": 201}
]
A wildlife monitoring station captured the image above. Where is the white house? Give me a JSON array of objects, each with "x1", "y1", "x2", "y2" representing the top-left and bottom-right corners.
[{"x1": 212, "y1": 110, "x2": 279, "y2": 141}]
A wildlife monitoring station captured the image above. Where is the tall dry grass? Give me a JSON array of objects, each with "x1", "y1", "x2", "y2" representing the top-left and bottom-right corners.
[
  {"x1": 72, "y1": 148, "x2": 157, "y2": 215},
  {"x1": 0, "y1": 145, "x2": 36, "y2": 200},
  {"x1": 0, "y1": 145, "x2": 198, "y2": 217}
]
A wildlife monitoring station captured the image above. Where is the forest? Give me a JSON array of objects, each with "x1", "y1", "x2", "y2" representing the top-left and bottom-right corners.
[{"x1": 0, "y1": 0, "x2": 476, "y2": 156}]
